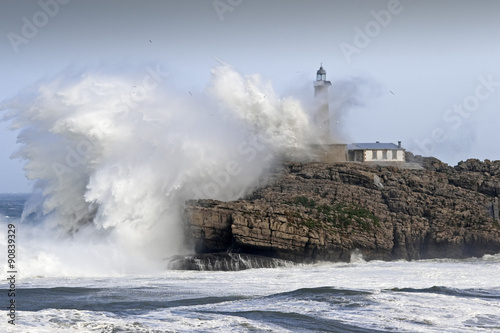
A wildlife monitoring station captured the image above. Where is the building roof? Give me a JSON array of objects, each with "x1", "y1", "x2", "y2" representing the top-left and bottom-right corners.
[{"x1": 347, "y1": 143, "x2": 404, "y2": 150}]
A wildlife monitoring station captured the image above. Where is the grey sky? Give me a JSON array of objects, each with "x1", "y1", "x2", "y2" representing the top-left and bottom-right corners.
[{"x1": 1, "y1": 0, "x2": 500, "y2": 192}]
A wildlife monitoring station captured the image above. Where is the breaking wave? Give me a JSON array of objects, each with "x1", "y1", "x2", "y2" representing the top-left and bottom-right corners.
[{"x1": 0, "y1": 63, "x2": 316, "y2": 276}]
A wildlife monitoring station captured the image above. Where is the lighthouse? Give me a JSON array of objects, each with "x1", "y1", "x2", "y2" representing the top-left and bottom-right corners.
[
  {"x1": 308, "y1": 64, "x2": 404, "y2": 164},
  {"x1": 310, "y1": 64, "x2": 348, "y2": 163},
  {"x1": 313, "y1": 65, "x2": 332, "y2": 142}
]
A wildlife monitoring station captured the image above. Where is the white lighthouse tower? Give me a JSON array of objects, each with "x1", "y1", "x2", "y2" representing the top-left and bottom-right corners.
[
  {"x1": 311, "y1": 64, "x2": 347, "y2": 162},
  {"x1": 314, "y1": 65, "x2": 332, "y2": 142}
]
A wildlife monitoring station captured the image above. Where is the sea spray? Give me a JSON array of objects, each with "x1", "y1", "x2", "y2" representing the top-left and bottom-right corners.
[
  {"x1": 350, "y1": 248, "x2": 366, "y2": 263},
  {"x1": 167, "y1": 253, "x2": 295, "y2": 271},
  {"x1": 206, "y1": 65, "x2": 313, "y2": 151},
  {"x1": 0, "y1": 63, "x2": 314, "y2": 276}
]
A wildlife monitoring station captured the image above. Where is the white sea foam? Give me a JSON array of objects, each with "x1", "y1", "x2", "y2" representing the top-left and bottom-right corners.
[{"x1": 2, "y1": 259, "x2": 499, "y2": 332}]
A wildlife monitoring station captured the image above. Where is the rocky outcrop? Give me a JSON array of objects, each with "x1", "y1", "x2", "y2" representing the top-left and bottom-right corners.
[{"x1": 184, "y1": 156, "x2": 500, "y2": 263}]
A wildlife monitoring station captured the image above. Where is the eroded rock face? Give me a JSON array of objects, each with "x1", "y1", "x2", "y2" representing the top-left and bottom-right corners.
[{"x1": 184, "y1": 157, "x2": 500, "y2": 263}]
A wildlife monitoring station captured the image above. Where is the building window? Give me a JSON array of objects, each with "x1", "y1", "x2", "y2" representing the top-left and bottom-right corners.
[
  {"x1": 392, "y1": 150, "x2": 398, "y2": 160},
  {"x1": 372, "y1": 150, "x2": 377, "y2": 160},
  {"x1": 382, "y1": 151, "x2": 388, "y2": 160}
]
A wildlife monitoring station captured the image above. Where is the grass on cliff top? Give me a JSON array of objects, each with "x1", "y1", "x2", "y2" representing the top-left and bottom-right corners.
[{"x1": 290, "y1": 196, "x2": 380, "y2": 231}]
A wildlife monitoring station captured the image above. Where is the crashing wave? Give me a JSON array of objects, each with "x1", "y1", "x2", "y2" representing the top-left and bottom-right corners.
[{"x1": 167, "y1": 253, "x2": 294, "y2": 271}]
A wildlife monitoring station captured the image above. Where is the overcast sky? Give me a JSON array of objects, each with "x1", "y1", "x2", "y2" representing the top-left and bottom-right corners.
[{"x1": 1, "y1": 0, "x2": 500, "y2": 192}]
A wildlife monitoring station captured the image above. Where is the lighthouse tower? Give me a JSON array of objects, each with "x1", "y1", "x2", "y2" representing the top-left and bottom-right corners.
[
  {"x1": 310, "y1": 64, "x2": 347, "y2": 163},
  {"x1": 313, "y1": 65, "x2": 332, "y2": 142}
]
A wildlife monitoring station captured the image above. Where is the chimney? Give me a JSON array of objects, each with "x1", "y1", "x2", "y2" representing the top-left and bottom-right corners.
[{"x1": 398, "y1": 141, "x2": 402, "y2": 148}]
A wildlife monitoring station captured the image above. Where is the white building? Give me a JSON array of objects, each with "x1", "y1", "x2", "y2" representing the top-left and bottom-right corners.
[{"x1": 347, "y1": 142, "x2": 405, "y2": 163}]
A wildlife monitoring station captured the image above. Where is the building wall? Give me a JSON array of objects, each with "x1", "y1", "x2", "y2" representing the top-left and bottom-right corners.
[
  {"x1": 362, "y1": 149, "x2": 405, "y2": 162},
  {"x1": 312, "y1": 144, "x2": 347, "y2": 162}
]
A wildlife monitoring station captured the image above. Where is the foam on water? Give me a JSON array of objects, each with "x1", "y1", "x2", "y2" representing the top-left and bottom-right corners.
[{"x1": 2, "y1": 258, "x2": 499, "y2": 332}]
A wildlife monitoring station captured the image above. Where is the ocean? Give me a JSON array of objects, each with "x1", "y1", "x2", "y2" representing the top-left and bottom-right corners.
[{"x1": 1, "y1": 193, "x2": 500, "y2": 333}]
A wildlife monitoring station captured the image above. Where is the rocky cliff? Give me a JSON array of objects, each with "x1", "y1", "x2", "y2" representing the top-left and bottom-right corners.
[{"x1": 184, "y1": 155, "x2": 500, "y2": 263}]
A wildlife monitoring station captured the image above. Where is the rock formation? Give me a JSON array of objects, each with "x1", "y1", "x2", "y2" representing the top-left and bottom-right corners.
[{"x1": 184, "y1": 154, "x2": 500, "y2": 263}]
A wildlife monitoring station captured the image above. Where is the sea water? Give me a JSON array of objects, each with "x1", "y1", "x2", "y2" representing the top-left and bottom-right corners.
[{"x1": 1, "y1": 193, "x2": 499, "y2": 333}]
